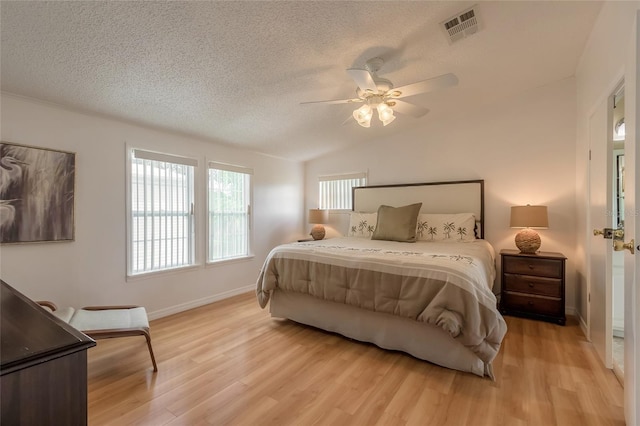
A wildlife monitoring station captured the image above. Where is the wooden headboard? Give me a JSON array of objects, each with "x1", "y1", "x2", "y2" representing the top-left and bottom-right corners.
[{"x1": 352, "y1": 180, "x2": 485, "y2": 239}]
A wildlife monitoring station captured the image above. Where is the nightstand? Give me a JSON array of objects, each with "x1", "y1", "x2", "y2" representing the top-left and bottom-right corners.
[{"x1": 500, "y1": 249, "x2": 566, "y2": 325}]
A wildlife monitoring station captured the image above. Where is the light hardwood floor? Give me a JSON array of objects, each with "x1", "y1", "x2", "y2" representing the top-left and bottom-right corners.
[{"x1": 87, "y1": 292, "x2": 624, "y2": 425}]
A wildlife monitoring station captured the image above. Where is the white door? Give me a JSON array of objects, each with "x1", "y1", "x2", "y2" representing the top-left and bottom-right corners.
[
  {"x1": 589, "y1": 97, "x2": 613, "y2": 368},
  {"x1": 623, "y1": 10, "x2": 639, "y2": 425}
]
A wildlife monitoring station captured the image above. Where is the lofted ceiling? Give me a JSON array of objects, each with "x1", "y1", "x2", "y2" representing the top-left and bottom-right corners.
[{"x1": 0, "y1": 1, "x2": 602, "y2": 162}]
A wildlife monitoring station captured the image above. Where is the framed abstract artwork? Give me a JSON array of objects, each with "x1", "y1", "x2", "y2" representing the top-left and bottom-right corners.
[{"x1": 0, "y1": 141, "x2": 75, "y2": 243}]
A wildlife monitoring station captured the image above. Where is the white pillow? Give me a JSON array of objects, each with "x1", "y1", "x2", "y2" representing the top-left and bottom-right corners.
[
  {"x1": 416, "y1": 213, "x2": 476, "y2": 241},
  {"x1": 348, "y1": 212, "x2": 377, "y2": 238}
]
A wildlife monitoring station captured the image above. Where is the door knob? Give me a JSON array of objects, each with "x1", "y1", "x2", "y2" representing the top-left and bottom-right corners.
[
  {"x1": 613, "y1": 239, "x2": 635, "y2": 254},
  {"x1": 593, "y1": 228, "x2": 620, "y2": 239}
]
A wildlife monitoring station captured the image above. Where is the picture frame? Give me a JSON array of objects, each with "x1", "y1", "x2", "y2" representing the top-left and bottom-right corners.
[{"x1": 1, "y1": 141, "x2": 76, "y2": 244}]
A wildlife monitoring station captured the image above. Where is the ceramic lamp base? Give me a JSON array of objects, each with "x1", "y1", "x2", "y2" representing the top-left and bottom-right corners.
[
  {"x1": 310, "y1": 224, "x2": 325, "y2": 240},
  {"x1": 515, "y1": 228, "x2": 541, "y2": 254}
]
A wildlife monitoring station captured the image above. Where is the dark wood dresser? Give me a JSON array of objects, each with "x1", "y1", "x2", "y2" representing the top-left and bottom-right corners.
[
  {"x1": 500, "y1": 249, "x2": 566, "y2": 325},
  {"x1": 0, "y1": 280, "x2": 96, "y2": 425}
]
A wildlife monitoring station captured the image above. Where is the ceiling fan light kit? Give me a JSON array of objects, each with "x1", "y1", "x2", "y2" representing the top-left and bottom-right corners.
[
  {"x1": 353, "y1": 104, "x2": 373, "y2": 127},
  {"x1": 376, "y1": 102, "x2": 396, "y2": 126},
  {"x1": 302, "y1": 57, "x2": 458, "y2": 128},
  {"x1": 352, "y1": 98, "x2": 397, "y2": 128}
]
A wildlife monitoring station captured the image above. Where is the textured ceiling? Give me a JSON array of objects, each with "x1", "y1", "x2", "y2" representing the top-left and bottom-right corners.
[{"x1": 1, "y1": 1, "x2": 602, "y2": 161}]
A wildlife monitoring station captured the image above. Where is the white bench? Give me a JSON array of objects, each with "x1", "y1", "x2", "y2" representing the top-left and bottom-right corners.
[{"x1": 38, "y1": 302, "x2": 158, "y2": 372}]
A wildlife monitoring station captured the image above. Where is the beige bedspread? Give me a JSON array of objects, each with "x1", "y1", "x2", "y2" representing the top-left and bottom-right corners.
[{"x1": 256, "y1": 237, "x2": 507, "y2": 364}]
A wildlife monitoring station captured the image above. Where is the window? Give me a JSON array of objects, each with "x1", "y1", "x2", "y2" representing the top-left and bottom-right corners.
[
  {"x1": 128, "y1": 149, "x2": 197, "y2": 276},
  {"x1": 207, "y1": 162, "x2": 253, "y2": 262},
  {"x1": 318, "y1": 172, "x2": 367, "y2": 210}
]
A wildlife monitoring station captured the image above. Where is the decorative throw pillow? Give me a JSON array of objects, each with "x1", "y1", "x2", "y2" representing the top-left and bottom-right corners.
[
  {"x1": 371, "y1": 203, "x2": 422, "y2": 242},
  {"x1": 416, "y1": 213, "x2": 476, "y2": 241},
  {"x1": 348, "y1": 212, "x2": 377, "y2": 238}
]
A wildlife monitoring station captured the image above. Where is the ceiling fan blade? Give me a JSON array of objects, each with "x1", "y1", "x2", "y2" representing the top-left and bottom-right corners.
[
  {"x1": 300, "y1": 98, "x2": 362, "y2": 105},
  {"x1": 388, "y1": 73, "x2": 458, "y2": 98},
  {"x1": 341, "y1": 115, "x2": 355, "y2": 126},
  {"x1": 346, "y1": 68, "x2": 378, "y2": 93},
  {"x1": 390, "y1": 100, "x2": 429, "y2": 118}
]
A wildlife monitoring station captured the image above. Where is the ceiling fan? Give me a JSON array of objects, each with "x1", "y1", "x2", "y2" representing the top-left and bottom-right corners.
[{"x1": 301, "y1": 57, "x2": 458, "y2": 128}]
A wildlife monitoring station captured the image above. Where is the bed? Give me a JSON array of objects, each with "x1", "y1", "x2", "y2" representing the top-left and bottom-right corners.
[{"x1": 256, "y1": 180, "x2": 507, "y2": 378}]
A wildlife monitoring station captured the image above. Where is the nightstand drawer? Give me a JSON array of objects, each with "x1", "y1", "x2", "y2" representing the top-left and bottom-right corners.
[
  {"x1": 503, "y1": 273, "x2": 562, "y2": 298},
  {"x1": 503, "y1": 293, "x2": 563, "y2": 317},
  {"x1": 502, "y1": 256, "x2": 563, "y2": 278}
]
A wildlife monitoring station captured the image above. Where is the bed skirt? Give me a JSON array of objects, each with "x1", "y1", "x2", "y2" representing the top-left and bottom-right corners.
[{"x1": 270, "y1": 290, "x2": 493, "y2": 379}]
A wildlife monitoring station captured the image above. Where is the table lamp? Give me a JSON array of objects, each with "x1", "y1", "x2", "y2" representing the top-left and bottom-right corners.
[
  {"x1": 510, "y1": 205, "x2": 549, "y2": 254},
  {"x1": 308, "y1": 209, "x2": 328, "y2": 240}
]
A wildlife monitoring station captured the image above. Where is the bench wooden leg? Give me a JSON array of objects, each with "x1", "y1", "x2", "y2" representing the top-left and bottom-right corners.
[{"x1": 141, "y1": 330, "x2": 158, "y2": 372}]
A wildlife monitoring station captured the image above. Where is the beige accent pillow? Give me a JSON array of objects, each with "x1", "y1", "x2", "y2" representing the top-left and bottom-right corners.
[{"x1": 371, "y1": 203, "x2": 422, "y2": 242}]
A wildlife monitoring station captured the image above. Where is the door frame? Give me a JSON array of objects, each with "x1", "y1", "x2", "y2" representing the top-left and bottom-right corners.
[
  {"x1": 623, "y1": 10, "x2": 639, "y2": 423},
  {"x1": 586, "y1": 82, "x2": 619, "y2": 369}
]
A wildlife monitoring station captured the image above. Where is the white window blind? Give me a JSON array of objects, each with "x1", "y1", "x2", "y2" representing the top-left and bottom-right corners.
[
  {"x1": 129, "y1": 149, "x2": 196, "y2": 275},
  {"x1": 208, "y1": 162, "x2": 253, "y2": 262},
  {"x1": 318, "y1": 172, "x2": 367, "y2": 210}
]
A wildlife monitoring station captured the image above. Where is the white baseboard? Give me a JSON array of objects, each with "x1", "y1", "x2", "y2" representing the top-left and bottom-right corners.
[
  {"x1": 576, "y1": 310, "x2": 589, "y2": 340},
  {"x1": 572, "y1": 310, "x2": 622, "y2": 340},
  {"x1": 147, "y1": 284, "x2": 254, "y2": 321},
  {"x1": 565, "y1": 307, "x2": 588, "y2": 337}
]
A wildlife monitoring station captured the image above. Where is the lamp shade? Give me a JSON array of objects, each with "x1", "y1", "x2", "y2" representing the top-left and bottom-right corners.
[
  {"x1": 510, "y1": 205, "x2": 548, "y2": 228},
  {"x1": 308, "y1": 209, "x2": 328, "y2": 224}
]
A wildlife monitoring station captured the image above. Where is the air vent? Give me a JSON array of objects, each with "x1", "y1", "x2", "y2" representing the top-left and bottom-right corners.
[{"x1": 441, "y1": 6, "x2": 480, "y2": 44}]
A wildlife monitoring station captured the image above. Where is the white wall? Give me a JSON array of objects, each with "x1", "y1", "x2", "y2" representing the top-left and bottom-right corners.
[
  {"x1": 305, "y1": 77, "x2": 578, "y2": 311},
  {"x1": 0, "y1": 94, "x2": 304, "y2": 318},
  {"x1": 575, "y1": 1, "x2": 640, "y2": 326}
]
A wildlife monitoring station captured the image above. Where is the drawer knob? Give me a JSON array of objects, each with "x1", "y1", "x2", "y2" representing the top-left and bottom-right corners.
[
  {"x1": 528, "y1": 264, "x2": 534, "y2": 269},
  {"x1": 528, "y1": 283, "x2": 534, "y2": 288},
  {"x1": 528, "y1": 301, "x2": 534, "y2": 306}
]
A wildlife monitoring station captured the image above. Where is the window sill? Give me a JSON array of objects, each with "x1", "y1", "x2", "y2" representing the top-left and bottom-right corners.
[
  {"x1": 126, "y1": 264, "x2": 201, "y2": 282},
  {"x1": 206, "y1": 255, "x2": 255, "y2": 268}
]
